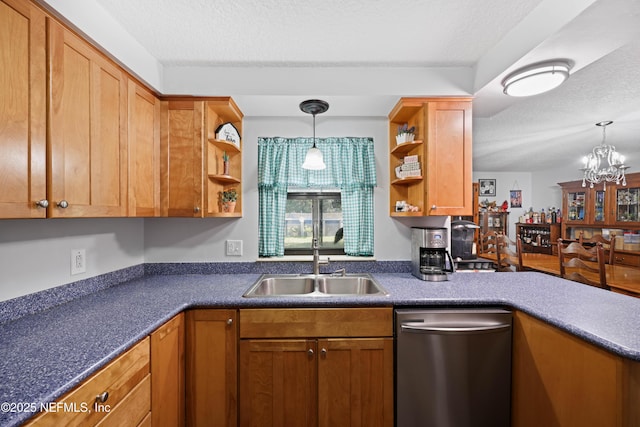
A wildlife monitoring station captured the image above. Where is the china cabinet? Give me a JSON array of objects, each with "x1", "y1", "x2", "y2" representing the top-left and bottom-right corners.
[
  {"x1": 389, "y1": 97, "x2": 473, "y2": 217},
  {"x1": 478, "y1": 211, "x2": 509, "y2": 236},
  {"x1": 559, "y1": 172, "x2": 640, "y2": 267}
]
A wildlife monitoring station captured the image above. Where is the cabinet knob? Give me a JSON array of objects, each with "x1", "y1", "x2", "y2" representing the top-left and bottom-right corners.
[
  {"x1": 95, "y1": 391, "x2": 109, "y2": 404},
  {"x1": 308, "y1": 349, "x2": 314, "y2": 357},
  {"x1": 35, "y1": 199, "x2": 49, "y2": 208},
  {"x1": 226, "y1": 318, "x2": 233, "y2": 325},
  {"x1": 56, "y1": 200, "x2": 69, "y2": 208},
  {"x1": 194, "y1": 206, "x2": 200, "y2": 213},
  {"x1": 431, "y1": 205, "x2": 437, "y2": 210},
  {"x1": 320, "y1": 348, "x2": 327, "y2": 357}
]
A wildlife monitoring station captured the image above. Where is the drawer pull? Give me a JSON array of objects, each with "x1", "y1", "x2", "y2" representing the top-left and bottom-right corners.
[{"x1": 96, "y1": 391, "x2": 109, "y2": 404}]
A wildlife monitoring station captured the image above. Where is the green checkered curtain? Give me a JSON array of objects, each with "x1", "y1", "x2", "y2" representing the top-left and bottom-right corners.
[{"x1": 258, "y1": 137, "x2": 376, "y2": 257}]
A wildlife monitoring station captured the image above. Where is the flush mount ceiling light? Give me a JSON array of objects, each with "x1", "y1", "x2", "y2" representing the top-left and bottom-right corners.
[
  {"x1": 581, "y1": 120, "x2": 629, "y2": 190},
  {"x1": 502, "y1": 61, "x2": 571, "y2": 97},
  {"x1": 300, "y1": 99, "x2": 329, "y2": 170}
]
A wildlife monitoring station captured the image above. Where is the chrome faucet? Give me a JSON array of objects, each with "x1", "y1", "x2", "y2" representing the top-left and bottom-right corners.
[{"x1": 312, "y1": 237, "x2": 330, "y2": 275}]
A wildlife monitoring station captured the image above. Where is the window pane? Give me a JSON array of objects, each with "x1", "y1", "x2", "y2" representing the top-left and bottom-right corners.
[{"x1": 285, "y1": 193, "x2": 344, "y2": 254}]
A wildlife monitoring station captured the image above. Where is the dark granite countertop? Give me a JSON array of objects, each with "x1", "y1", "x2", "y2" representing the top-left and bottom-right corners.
[{"x1": 1, "y1": 270, "x2": 640, "y2": 426}]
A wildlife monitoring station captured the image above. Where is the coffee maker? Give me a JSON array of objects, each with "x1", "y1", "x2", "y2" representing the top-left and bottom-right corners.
[{"x1": 411, "y1": 227, "x2": 454, "y2": 281}]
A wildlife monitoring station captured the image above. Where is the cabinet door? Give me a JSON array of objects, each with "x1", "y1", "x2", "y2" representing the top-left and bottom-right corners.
[
  {"x1": 186, "y1": 309, "x2": 237, "y2": 427},
  {"x1": 563, "y1": 187, "x2": 588, "y2": 224},
  {"x1": 512, "y1": 311, "x2": 640, "y2": 427},
  {"x1": 424, "y1": 101, "x2": 472, "y2": 216},
  {"x1": 48, "y1": 20, "x2": 127, "y2": 217},
  {"x1": 0, "y1": 0, "x2": 46, "y2": 218},
  {"x1": 160, "y1": 100, "x2": 204, "y2": 217},
  {"x1": 239, "y1": 339, "x2": 317, "y2": 427},
  {"x1": 128, "y1": 79, "x2": 160, "y2": 217},
  {"x1": 151, "y1": 313, "x2": 184, "y2": 427},
  {"x1": 613, "y1": 186, "x2": 640, "y2": 225},
  {"x1": 317, "y1": 338, "x2": 393, "y2": 427}
]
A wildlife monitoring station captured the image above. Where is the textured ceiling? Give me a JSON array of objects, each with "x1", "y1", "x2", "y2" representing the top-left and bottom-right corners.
[
  {"x1": 54, "y1": 0, "x2": 640, "y2": 174},
  {"x1": 92, "y1": 0, "x2": 541, "y2": 67}
]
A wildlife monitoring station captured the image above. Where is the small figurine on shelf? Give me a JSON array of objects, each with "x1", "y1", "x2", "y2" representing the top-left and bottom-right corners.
[
  {"x1": 222, "y1": 151, "x2": 230, "y2": 176},
  {"x1": 221, "y1": 188, "x2": 237, "y2": 213},
  {"x1": 500, "y1": 200, "x2": 509, "y2": 212}
]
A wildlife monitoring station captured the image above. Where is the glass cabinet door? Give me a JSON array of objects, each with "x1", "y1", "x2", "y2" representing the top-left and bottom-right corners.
[
  {"x1": 567, "y1": 191, "x2": 586, "y2": 222},
  {"x1": 616, "y1": 187, "x2": 640, "y2": 223},
  {"x1": 594, "y1": 190, "x2": 606, "y2": 222}
]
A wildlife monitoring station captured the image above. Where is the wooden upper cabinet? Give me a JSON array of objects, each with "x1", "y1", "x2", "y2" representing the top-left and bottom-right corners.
[
  {"x1": 0, "y1": 0, "x2": 47, "y2": 218},
  {"x1": 389, "y1": 98, "x2": 473, "y2": 217},
  {"x1": 160, "y1": 100, "x2": 205, "y2": 217},
  {"x1": 48, "y1": 19, "x2": 128, "y2": 217},
  {"x1": 128, "y1": 79, "x2": 161, "y2": 217},
  {"x1": 161, "y1": 97, "x2": 243, "y2": 217}
]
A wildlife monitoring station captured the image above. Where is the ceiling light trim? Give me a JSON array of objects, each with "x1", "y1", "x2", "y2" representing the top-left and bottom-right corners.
[{"x1": 502, "y1": 60, "x2": 572, "y2": 97}]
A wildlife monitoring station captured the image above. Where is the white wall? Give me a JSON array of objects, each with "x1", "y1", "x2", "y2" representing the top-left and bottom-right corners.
[
  {"x1": 144, "y1": 115, "x2": 439, "y2": 262},
  {"x1": 0, "y1": 218, "x2": 144, "y2": 301},
  {"x1": 472, "y1": 171, "x2": 533, "y2": 237}
]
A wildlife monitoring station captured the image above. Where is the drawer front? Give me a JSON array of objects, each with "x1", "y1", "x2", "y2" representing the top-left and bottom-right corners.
[
  {"x1": 614, "y1": 252, "x2": 640, "y2": 268},
  {"x1": 240, "y1": 308, "x2": 393, "y2": 338},
  {"x1": 26, "y1": 337, "x2": 150, "y2": 426},
  {"x1": 96, "y1": 374, "x2": 150, "y2": 426}
]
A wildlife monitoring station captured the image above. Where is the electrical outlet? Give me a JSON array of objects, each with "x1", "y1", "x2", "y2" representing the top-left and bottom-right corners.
[
  {"x1": 226, "y1": 240, "x2": 243, "y2": 256},
  {"x1": 71, "y1": 249, "x2": 86, "y2": 275}
]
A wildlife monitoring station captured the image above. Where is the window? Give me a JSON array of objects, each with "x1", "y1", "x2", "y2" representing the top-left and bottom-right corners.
[
  {"x1": 285, "y1": 191, "x2": 344, "y2": 255},
  {"x1": 258, "y1": 136, "x2": 376, "y2": 257}
]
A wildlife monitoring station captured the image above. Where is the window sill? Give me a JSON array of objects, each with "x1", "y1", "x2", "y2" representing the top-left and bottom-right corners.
[{"x1": 258, "y1": 255, "x2": 376, "y2": 262}]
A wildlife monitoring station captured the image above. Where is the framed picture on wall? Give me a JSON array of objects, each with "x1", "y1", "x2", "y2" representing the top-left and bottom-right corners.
[
  {"x1": 510, "y1": 190, "x2": 522, "y2": 208},
  {"x1": 479, "y1": 179, "x2": 496, "y2": 196}
]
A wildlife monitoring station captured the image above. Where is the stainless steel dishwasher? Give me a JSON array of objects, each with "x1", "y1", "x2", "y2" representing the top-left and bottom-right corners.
[{"x1": 395, "y1": 308, "x2": 512, "y2": 427}]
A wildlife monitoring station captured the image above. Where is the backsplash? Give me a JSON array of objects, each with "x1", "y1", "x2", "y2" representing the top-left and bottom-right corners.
[{"x1": 0, "y1": 261, "x2": 411, "y2": 325}]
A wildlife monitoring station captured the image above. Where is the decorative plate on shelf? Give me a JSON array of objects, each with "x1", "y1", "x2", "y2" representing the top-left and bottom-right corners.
[{"x1": 215, "y1": 122, "x2": 241, "y2": 146}]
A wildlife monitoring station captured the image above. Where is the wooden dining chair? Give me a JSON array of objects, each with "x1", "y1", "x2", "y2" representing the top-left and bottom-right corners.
[
  {"x1": 557, "y1": 239, "x2": 608, "y2": 290},
  {"x1": 479, "y1": 231, "x2": 500, "y2": 257},
  {"x1": 496, "y1": 234, "x2": 522, "y2": 272},
  {"x1": 582, "y1": 233, "x2": 617, "y2": 265}
]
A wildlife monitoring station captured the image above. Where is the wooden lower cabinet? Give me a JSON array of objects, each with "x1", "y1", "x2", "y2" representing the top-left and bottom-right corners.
[
  {"x1": 239, "y1": 339, "x2": 317, "y2": 427},
  {"x1": 185, "y1": 309, "x2": 238, "y2": 427},
  {"x1": 512, "y1": 311, "x2": 640, "y2": 427},
  {"x1": 150, "y1": 313, "x2": 185, "y2": 427},
  {"x1": 239, "y1": 308, "x2": 393, "y2": 427},
  {"x1": 25, "y1": 337, "x2": 150, "y2": 426}
]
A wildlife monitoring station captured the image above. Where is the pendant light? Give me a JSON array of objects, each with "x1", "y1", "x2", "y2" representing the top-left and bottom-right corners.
[
  {"x1": 300, "y1": 99, "x2": 329, "y2": 170},
  {"x1": 580, "y1": 121, "x2": 629, "y2": 190}
]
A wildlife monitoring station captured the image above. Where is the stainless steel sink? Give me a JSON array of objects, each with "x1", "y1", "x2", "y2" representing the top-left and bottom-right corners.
[{"x1": 243, "y1": 274, "x2": 389, "y2": 297}]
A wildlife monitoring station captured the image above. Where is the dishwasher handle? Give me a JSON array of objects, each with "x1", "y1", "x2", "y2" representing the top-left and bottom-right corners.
[{"x1": 401, "y1": 322, "x2": 511, "y2": 334}]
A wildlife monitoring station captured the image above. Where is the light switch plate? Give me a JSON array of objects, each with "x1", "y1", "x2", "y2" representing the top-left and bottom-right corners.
[{"x1": 226, "y1": 240, "x2": 243, "y2": 256}]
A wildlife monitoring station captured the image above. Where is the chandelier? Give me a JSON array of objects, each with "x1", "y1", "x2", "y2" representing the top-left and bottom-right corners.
[{"x1": 581, "y1": 121, "x2": 628, "y2": 190}]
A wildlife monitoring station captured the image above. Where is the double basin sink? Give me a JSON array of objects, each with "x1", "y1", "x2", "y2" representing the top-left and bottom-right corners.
[{"x1": 243, "y1": 273, "x2": 389, "y2": 298}]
